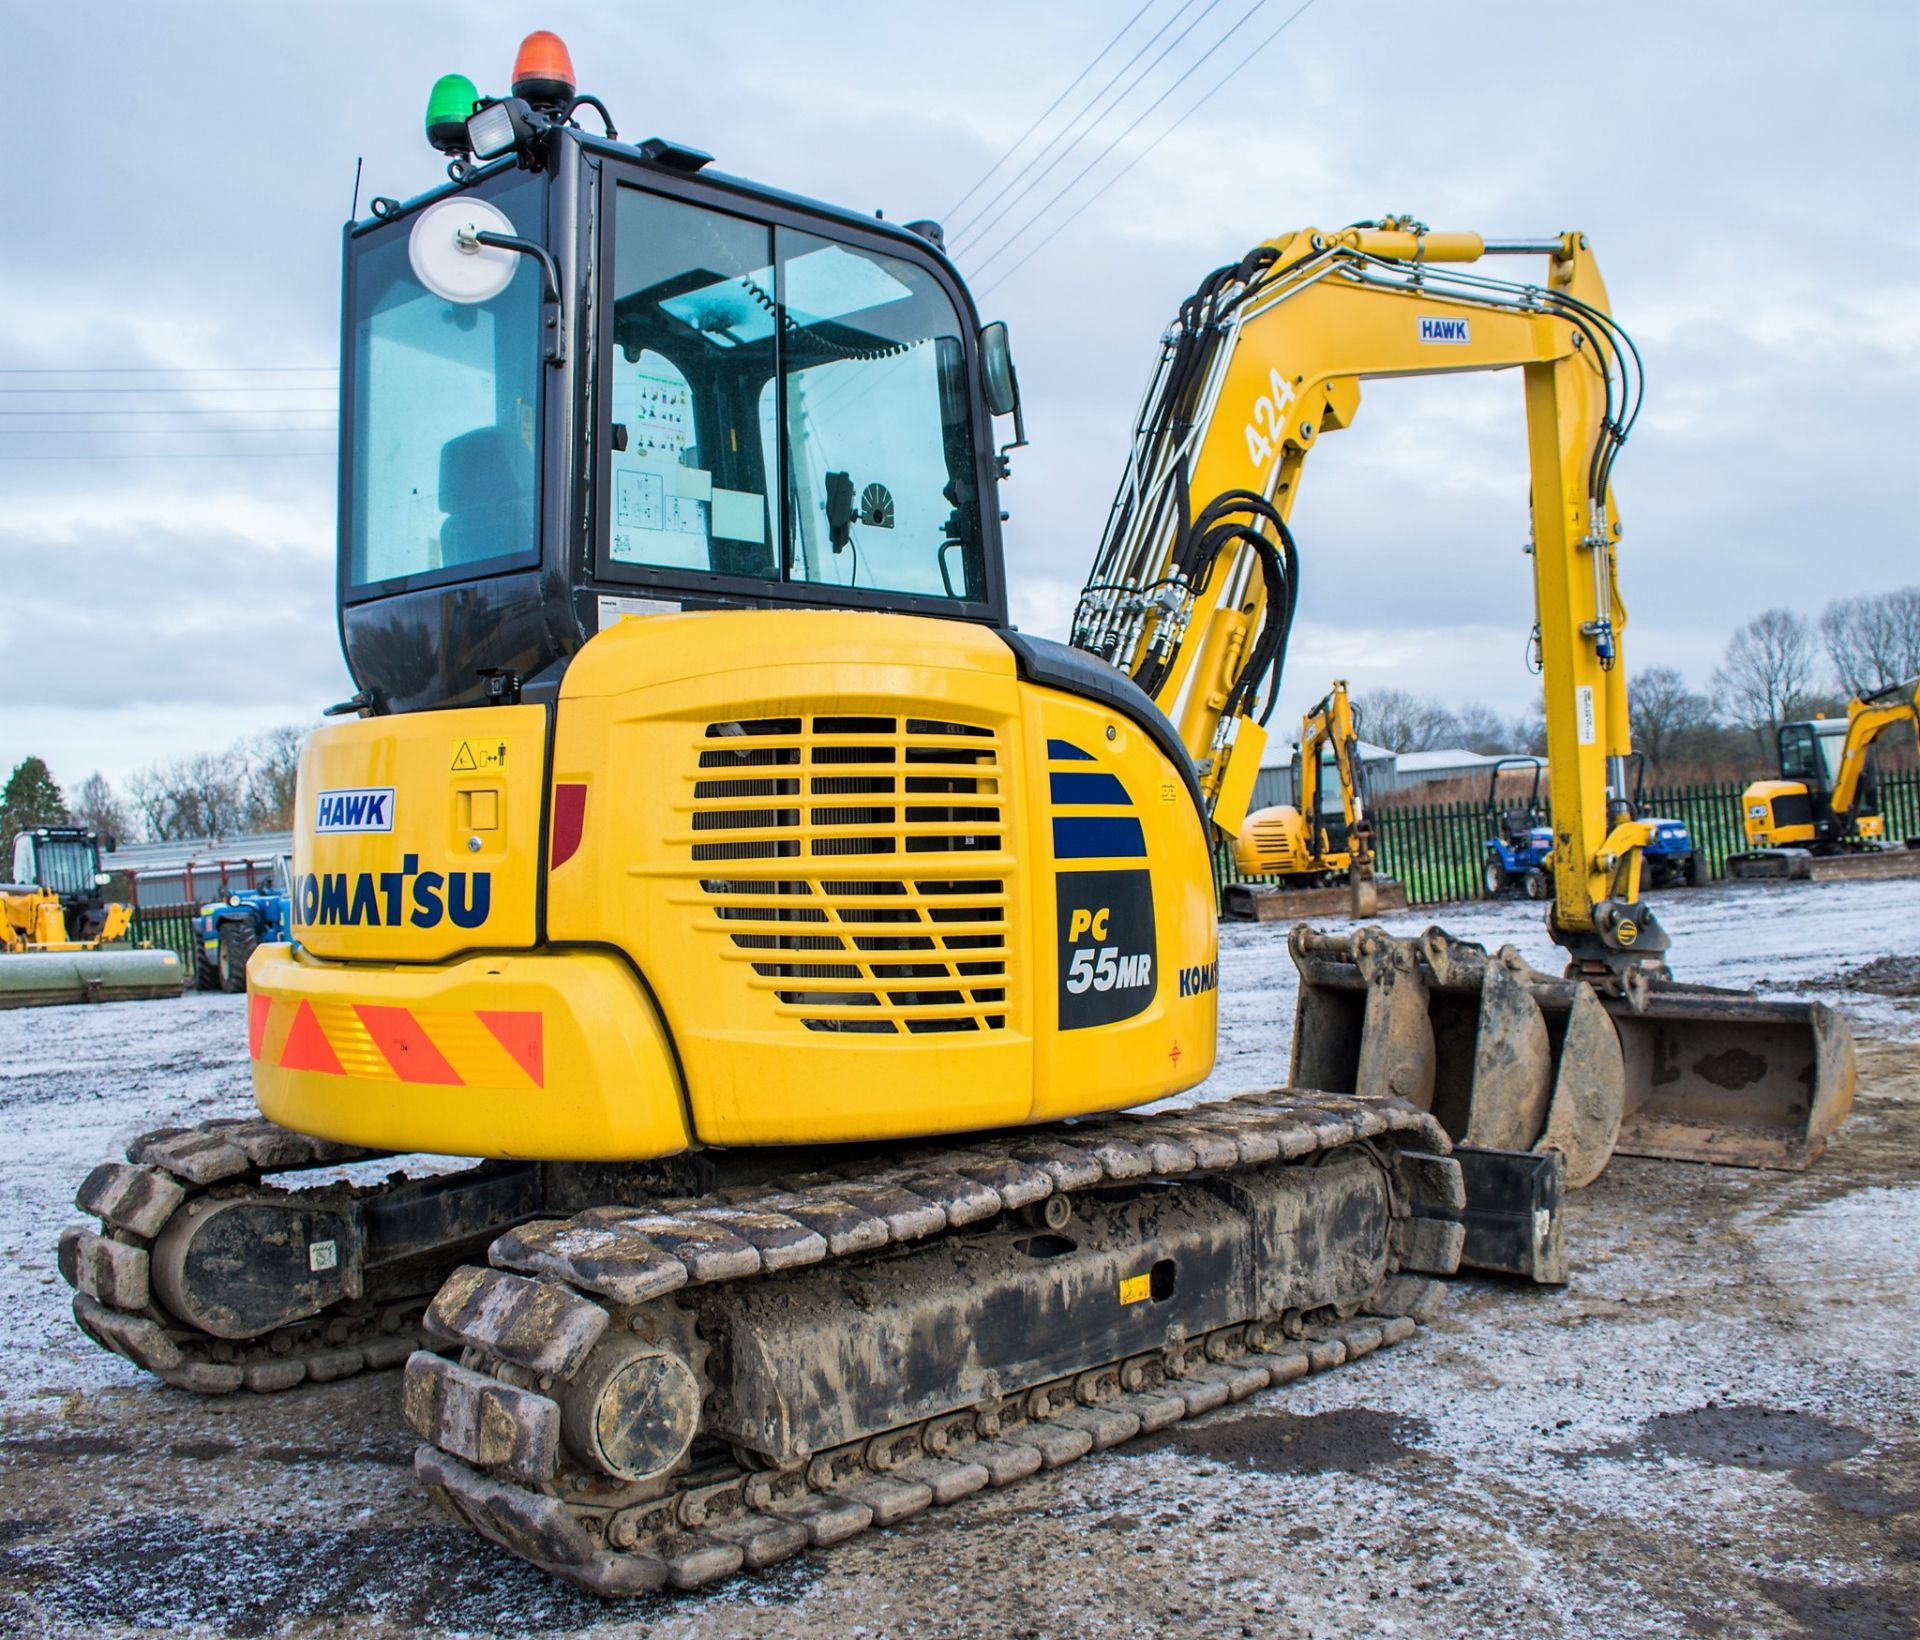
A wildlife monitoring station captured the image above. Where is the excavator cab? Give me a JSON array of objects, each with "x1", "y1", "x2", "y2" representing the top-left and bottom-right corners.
[
  {"x1": 1773, "y1": 720, "x2": 1879, "y2": 843},
  {"x1": 255, "y1": 43, "x2": 1230, "y2": 1167},
  {"x1": 338, "y1": 113, "x2": 1010, "y2": 716}
]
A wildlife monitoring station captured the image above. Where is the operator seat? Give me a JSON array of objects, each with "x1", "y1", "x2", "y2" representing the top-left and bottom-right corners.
[{"x1": 438, "y1": 427, "x2": 535, "y2": 566}]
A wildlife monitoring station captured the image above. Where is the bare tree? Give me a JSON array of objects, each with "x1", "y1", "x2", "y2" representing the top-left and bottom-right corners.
[
  {"x1": 1711, "y1": 609, "x2": 1818, "y2": 747},
  {"x1": 245, "y1": 726, "x2": 307, "y2": 830},
  {"x1": 71, "y1": 772, "x2": 132, "y2": 850},
  {"x1": 1452, "y1": 702, "x2": 1517, "y2": 755},
  {"x1": 1629, "y1": 666, "x2": 1709, "y2": 770},
  {"x1": 1351, "y1": 689, "x2": 1462, "y2": 753},
  {"x1": 125, "y1": 752, "x2": 247, "y2": 842},
  {"x1": 1819, "y1": 586, "x2": 1920, "y2": 697}
]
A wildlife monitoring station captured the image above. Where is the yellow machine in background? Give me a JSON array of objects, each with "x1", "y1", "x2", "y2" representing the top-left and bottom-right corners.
[
  {"x1": 1227, "y1": 680, "x2": 1398, "y2": 918},
  {"x1": 57, "y1": 36, "x2": 1854, "y2": 1599},
  {"x1": 2, "y1": 827, "x2": 181, "y2": 1007},
  {"x1": 1730, "y1": 677, "x2": 1920, "y2": 878}
]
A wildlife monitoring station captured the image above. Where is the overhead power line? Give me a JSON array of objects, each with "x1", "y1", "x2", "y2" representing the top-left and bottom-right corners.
[
  {"x1": 0, "y1": 384, "x2": 337, "y2": 395},
  {"x1": 977, "y1": 0, "x2": 1322, "y2": 296},
  {"x1": 0, "y1": 451, "x2": 335, "y2": 462},
  {"x1": 0, "y1": 365, "x2": 335, "y2": 375},
  {"x1": 943, "y1": 0, "x2": 1162, "y2": 223},
  {"x1": 0, "y1": 427, "x2": 336, "y2": 438},
  {"x1": 968, "y1": 0, "x2": 1284, "y2": 277},
  {"x1": 949, "y1": 0, "x2": 1221, "y2": 249},
  {"x1": 0, "y1": 408, "x2": 336, "y2": 418}
]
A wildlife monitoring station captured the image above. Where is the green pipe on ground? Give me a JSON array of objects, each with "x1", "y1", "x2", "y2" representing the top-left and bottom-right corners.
[{"x1": 0, "y1": 947, "x2": 186, "y2": 1009}]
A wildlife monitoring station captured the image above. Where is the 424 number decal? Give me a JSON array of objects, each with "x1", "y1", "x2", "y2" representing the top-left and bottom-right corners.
[{"x1": 1243, "y1": 367, "x2": 1297, "y2": 470}]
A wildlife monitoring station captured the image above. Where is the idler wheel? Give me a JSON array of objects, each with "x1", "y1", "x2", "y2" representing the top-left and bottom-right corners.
[{"x1": 562, "y1": 1335, "x2": 703, "y2": 1483}]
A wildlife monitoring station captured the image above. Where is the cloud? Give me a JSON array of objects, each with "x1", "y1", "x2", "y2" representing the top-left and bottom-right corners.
[
  {"x1": 1, "y1": 0, "x2": 1914, "y2": 785},
  {"x1": 1, "y1": 520, "x2": 347, "y2": 710}
]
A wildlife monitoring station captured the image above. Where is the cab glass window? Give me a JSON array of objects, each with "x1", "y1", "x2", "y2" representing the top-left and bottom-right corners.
[
  {"x1": 1778, "y1": 725, "x2": 1820, "y2": 783},
  {"x1": 777, "y1": 228, "x2": 983, "y2": 600},
  {"x1": 609, "y1": 192, "x2": 777, "y2": 577},
  {"x1": 1814, "y1": 725, "x2": 1848, "y2": 785},
  {"x1": 346, "y1": 173, "x2": 545, "y2": 590},
  {"x1": 607, "y1": 188, "x2": 983, "y2": 600}
]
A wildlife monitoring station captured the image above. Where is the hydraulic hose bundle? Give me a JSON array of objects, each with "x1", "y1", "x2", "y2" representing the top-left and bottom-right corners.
[{"x1": 1074, "y1": 244, "x2": 1299, "y2": 726}]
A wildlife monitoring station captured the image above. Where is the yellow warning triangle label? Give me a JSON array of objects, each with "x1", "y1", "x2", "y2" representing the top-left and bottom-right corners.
[{"x1": 451, "y1": 742, "x2": 478, "y2": 771}]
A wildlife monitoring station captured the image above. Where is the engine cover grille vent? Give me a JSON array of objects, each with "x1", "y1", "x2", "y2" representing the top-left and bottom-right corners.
[{"x1": 683, "y1": 715, "x2": 1011, "y2": 1035}]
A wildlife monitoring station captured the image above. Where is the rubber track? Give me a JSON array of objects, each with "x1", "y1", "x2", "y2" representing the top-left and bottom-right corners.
[
  {"x1": 412, "y1": 1088, "x2": 1463, "y2": 1596},
  {"x1": 60, "y1": 1117, "x2": 445, "y2": 1393}
]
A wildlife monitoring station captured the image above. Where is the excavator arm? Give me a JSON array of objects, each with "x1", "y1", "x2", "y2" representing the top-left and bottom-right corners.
[
  {"x1": 1831, "y1": 676, "x2": 1920, "y2": 816},
  {"x1": 1295, "y1": 681, "x2": 1368, "y2": 850},
  {"x1": 1075, "y1": 219, "x2": 1658, "y2": 976}
]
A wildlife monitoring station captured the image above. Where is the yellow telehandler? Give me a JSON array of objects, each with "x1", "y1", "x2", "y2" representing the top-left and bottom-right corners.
[
  {"x1": 60, "y1": 35, "x2": 1851, "y2": 1596},
  {"x1": 2, "y1": 827, "x2": 183, "y2": 1006}
]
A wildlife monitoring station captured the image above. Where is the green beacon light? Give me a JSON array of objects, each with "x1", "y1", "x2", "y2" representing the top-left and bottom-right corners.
[{"x1": 425, "y1": 73, "x2": 480, "y2": 154}]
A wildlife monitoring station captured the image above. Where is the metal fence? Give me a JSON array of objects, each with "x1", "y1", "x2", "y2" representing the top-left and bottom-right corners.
[
  {"x1": 128, "y1": 904, "x2": 198, "y2": 969},
  {"x1": 1215, "y1": 771, "x2": 1920, "y2": 910}
]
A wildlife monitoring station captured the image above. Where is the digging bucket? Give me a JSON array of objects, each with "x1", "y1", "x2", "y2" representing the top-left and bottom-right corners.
[
  {"x1": 1288, "y1": 925, "x2": 1853, "y2": 1177},
  {"x1": 0, "y1": 946, "x2": 185, "y2": 1009}
]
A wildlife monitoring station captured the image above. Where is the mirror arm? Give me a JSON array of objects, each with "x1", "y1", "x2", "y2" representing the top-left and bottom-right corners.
[
  {"x1": 997, "y1": 392, "x2": 1028, "y2": 471},
  {"x1": 471, "y1": 230, "x2": 567, "y2": 365}
]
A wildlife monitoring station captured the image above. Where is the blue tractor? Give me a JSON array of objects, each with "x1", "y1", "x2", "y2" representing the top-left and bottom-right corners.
[
  {"x1": 193, "y1": 859, "x2": 292, "y2": 992},
  {"x1": 1481, "y1": 756, "x2": 1555, "y2": 899},
  {"x1": 1624, "y1": 752, "x2": 1707, "y2": 889}
]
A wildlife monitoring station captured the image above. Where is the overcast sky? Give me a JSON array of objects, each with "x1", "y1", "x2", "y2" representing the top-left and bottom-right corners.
[{"x1": 3, "y1": 0, "x2": 1915, "y2": 793}]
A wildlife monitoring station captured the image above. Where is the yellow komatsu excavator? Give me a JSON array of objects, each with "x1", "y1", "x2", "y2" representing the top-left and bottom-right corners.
[
  {"x1": 1223, "y1": 680, "x2": 1401, "y2": 920},
  {"x1": 2, "y1": 826, "x2": 183, "y2": 1007},
  {"x1": 58, "y1": 37, "x2": 1854, "y2": 1597},
  {"x1": 1729, "y1": 676, "x2": 1920, "y2": 879}
]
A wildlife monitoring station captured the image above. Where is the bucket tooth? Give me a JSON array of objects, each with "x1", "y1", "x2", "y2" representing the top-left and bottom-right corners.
[
  {"x1": 1536, "y1": 985, "x2": 1625, "y2": 1187},
  {"x1": 1461, "y1": 955, "x2": 1553, "y2": 1151},
  {"x1": 1353, "y1": 941, "x2": 1435, "y2": 1109}
]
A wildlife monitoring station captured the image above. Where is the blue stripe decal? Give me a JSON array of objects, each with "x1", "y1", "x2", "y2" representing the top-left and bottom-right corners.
[
  {"x1": 1046, "y1": 739, "x2": 1095, "y2": 762},
  {"x1": 1049, "y1": 771, "x2": 1132, "y2": 806},
  {"x1": 1052, "y1": 815, "x2": 1147, "y2": 859}
]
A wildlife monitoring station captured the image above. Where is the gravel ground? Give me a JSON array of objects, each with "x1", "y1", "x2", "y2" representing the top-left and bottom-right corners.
[{"x1": 1, "y1": 875, "x2": 1916, "y2": 1638}]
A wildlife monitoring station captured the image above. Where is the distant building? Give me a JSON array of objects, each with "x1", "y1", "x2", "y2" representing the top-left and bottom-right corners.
[
  {"x1": 1250, "y1": 743, "x2": 1541, "y2": 811},
  {"x1": 1251, "y1": 737, "x2": 1396, "y2": 811},
  {"x1": 104, "y1": 833, "x2": 291, "y2": 906},
  {"x1": 1379, "y1": 749, "x2": 1541, "y2": 796}
]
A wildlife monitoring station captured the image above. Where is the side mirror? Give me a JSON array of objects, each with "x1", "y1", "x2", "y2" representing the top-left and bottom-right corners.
[
  {"x1": 979, "y1": 321, "x2": 1020, "y2": 417},
  {"x1": 825, "y1": 470, "x2": 855, "y2": 553}
]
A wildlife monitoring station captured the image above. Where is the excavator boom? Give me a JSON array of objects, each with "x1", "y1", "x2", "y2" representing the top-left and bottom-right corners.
[{"x1": 1077, "y1": 220, "x2": 1852, "y2": 1172}]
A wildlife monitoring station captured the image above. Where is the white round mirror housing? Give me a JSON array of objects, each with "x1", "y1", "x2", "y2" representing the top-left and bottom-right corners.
[
  {"x1": 980, "y1": 320, "x2": 1020, "y2": 418},
  {"x1": 408, "y1": 197, "x2": 520, "y2": 304}
]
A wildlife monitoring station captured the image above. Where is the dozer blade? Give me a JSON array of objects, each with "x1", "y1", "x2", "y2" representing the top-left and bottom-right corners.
[
  {"x1": 1289, "y1": 924, "x2": 1852, "y2": 1180},
  {"x1": 0, "y1": 946, "x2": 184, "y2": 1009},
  {"x1": 1222, "y1": 877, "x2": 1408, "y2": 922}
]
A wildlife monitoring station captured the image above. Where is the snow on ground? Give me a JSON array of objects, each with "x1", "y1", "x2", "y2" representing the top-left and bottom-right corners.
[{"x1": 0, "y1": 876, "x2": 1915, "y2": 1638}]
